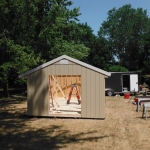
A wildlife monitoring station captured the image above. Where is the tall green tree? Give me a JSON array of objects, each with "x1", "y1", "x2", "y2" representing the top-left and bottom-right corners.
[
  {"x1": 35, "y1": 0, "x2": 89, "y2": 61},
  {"x1": 0, "y1": 0, "x2": 90, "y2": 96},
  {"x1": 98, "y1": 4, "x2": 150, "y2": 72},
  {"x1": 73, "y1": 23, "x2": 114, "y2": 70},
  {"x1": 87, "y1": 36, "x2": 115, "y2": 70},
  {"x1": 0, "y1": 0, "x2": 45, "y2": 96}
]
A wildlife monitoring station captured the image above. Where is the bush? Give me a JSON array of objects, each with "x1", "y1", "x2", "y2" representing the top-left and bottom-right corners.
[{"x1": 108, "y1": 65, "x2": 128, "y2": 72}]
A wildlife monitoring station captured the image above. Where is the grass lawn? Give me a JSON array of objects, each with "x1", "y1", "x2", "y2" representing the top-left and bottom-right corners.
[{"x1": 0, "y1": 95, "x2": 150, "y2": 150}]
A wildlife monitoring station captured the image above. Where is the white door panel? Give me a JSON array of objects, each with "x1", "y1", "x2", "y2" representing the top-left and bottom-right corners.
[{"x1": 130, "y1": 74, "x2": 138, "y2": 91}]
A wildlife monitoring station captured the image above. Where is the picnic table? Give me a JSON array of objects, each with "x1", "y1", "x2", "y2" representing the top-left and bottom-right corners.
[{"x1": 134, "y1": 96, "x2": 150, "y2": 112}]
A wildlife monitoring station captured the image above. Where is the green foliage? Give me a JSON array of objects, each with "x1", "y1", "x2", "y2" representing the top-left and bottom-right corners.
[
  {"x1": 51, "y1": 40, "x2": 89, "y2": 60},
  {"x1": 98, "y1": 4, "x2": 150, "y2": 73},
  {"x1": 1, "y1": 1, "x2": 150, "y2": 89},
  {"x1": 36, "y1": 2, "x2": 89, "y2": 61},
  {"x1": 86, "y1": 36, "x2": 115, "y2": 70},
  {"x1": 0, "y1": 0, "x2": 91, "y2": 89},
  {"x1": 0, "y1": 39, "x2": 45, "y2": 85},
  {"x1": 108, "y1": 65, "x2": 128, "y2": 72}
]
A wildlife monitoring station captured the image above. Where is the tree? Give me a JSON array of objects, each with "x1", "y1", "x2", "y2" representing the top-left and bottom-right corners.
[
  {"x1": 35, "y1": 0, "x2": 89, "y2": 61},
  {"x1": 98, "y1": 4, "x2": 150, "y2": 72},
  {"x1": 140, "y1": 18, "x2": 150, "y2": 75},
  {"x1": 86, "y1": 36, "x2": 115, "y2": 70},
  {"x1": 108, "y1": 65, "x2": 128, "y2": 72},
  {"x1": 0, "y1": 0, "x2": 45, "y2": 96},
  {"x1": 0, "y1": 0, "x2": 90, "y2": 96},
  {"x1": 0, "y1": 37, "x2": 44, "y2": 96}
]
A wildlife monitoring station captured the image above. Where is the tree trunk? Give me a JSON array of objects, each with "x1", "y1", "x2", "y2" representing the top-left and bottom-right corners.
[{"x1": 3, "y1": 82, "x2": 9, "y2": 97}]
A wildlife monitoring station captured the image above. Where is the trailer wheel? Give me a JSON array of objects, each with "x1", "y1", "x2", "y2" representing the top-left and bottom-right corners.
[{"x1": 106, "y1": 90, "x2": 113, "y2": 96}]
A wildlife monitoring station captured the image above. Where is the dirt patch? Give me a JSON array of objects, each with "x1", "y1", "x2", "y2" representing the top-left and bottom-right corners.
[{"x1": 0, "y1": 95, "x2": 150, "y2": 150}]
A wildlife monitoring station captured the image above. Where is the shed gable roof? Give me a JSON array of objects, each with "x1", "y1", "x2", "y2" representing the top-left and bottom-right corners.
[{"x1": 19, "y1": 55, "x2": 111, "y2": 78}]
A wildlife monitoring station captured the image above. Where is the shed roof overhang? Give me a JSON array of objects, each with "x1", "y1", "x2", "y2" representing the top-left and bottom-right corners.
[{"x1": 19, "y1": 55, "x2": 111, "y2": 78}]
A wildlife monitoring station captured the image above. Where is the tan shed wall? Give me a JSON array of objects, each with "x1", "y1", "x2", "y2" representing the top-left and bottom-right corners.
[
  {"x1": 81, "y1": 67, "x2": 105, "y2": 118},
  {"x1": 27, "y1": 63, "x2": 106, "y2": 118},
  {"x1": 27, "y1": 67, "x2": 49, "y2": 116}
]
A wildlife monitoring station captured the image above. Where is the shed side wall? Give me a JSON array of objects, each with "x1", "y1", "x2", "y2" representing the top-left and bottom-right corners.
[{"x1": 81, "y1": 67, "x2": 105, "y2": 118}]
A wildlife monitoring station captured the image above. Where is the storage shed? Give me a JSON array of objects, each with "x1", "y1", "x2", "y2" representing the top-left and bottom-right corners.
[{"x1": 19, "y1": 55, "x2": 111, "y2": 119}]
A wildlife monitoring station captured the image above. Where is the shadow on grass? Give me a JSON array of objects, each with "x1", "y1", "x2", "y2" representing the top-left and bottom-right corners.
[
  {"x1": 0, "y1": 95, "x2": 27, "y2": 107},
  {"x1": 0, "y1": 123, "x2": 109, "y2": 150},
  {"x1": 0, "y1": 88, "x2": 27, "y2": 97},
  {"x1": 0, "y1": 95, "x2": 110, "y2": 150}
]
